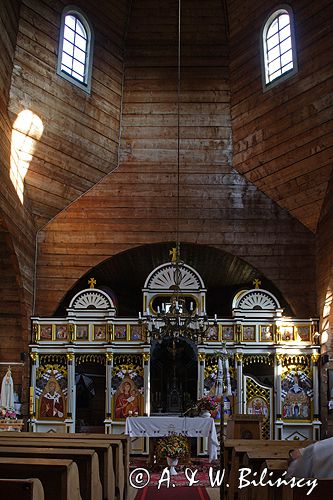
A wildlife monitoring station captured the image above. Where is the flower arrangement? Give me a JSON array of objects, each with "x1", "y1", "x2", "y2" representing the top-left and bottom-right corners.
[
  {"x1": 0, "y1": 407, "x2": 16, "y2": 420},
  {"x1": 196, "y1": 395, "x2": 219, "y2": 413},
  {"x1": 155, "y1": 433, "x2": 189, "y2": 459}
]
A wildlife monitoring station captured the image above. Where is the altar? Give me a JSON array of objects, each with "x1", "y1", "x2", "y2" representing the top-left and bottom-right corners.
[{"x1": 125, "y1": 416, "x2": 219, "y2": 462}]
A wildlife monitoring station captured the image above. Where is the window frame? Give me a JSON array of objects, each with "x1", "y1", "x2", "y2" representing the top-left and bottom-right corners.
[
  {"x1": 57, "y1": 6, "x2": 94, "y2": 94},
  {"x1": 260, "y1": 5, "x2": 298, "y2": 91}
]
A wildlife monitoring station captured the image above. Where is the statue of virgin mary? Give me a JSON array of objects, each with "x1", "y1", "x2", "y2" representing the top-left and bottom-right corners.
[{"x1": 0, "y1": 367, "x2": 15, "y2": 409}]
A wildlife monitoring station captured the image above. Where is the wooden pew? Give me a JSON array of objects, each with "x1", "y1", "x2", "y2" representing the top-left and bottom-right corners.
[
  {"x1": 0, "y1": 446, "x2": 102, "y2": 500},
  {"x1": 0, "y1": 432, "x2": 129, "y2": 500},
  {"x1": 0, "y1": 436, "x2": 114, "y2": 500},
  {"x1": 224, "y1": 440, "x2": 313, "y2": 500},
  {"x1": 0, "y1": 478, "x2": 44, "y2": 500},
  {"x1": 282, "y1": 479, "x2": 333, "y2": 500},
  {"x1": 0, "y1": 457, "x2": 81, "y2": 500}
]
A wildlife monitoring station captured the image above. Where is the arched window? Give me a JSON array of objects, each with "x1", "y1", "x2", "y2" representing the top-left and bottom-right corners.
[
  {"x1": 261, "y1": 6, "x2": 297, "y2": 88},
  {"x1": 57, "y1": 7, "x2": 94, "y2": 93}
]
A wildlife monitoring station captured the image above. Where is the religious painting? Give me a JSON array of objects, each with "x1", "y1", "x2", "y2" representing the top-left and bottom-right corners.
[
  {"x1": 36, "y1": 366, "x2": 67, "y2": 421},
  {"x1": 206, "y1": 325, "x2": 218, "y2": 341},
  {"x1": 114, "y1": 325, "x2": 127, "y2": 341},
  {"x1": 76, "y1": 324, "x2": 89, "y2": 341},
  {"x1": 242, "y1": 325, "x2": 256, "y2": 341},
  {"x1": 296, "y1": 325, "x2": 311, "y2": 342},
  {"x1": 55, "y1": 324, "x2": 68, "y2": 340},
  {"x1": 40, "y1": 324, "x2": 52, "y2": 340},
  {"x1": 281, "y1": 369, "x2": 312, "y2": 421},
  {"x1": 93, "y1": 324, "x2": 107, "y2": 341},
  {"x1": 222, "y1": 326, "x2": 234, "y2": 341},
  {"x1": 260, "y1": 325, "x2": 274, "y2": 342},
  {"x1": 247, "y1": 396, "x2": 269, "y2": 417},
  {"x1": 130, "y1": 324, "x2": 144, "y2": 341},
  {"x1": 281, "y1": 325, "x2": 294, "y2": 341},
  {"x1": 111, "y1": 364, "x2": 144, "y2": 420}
]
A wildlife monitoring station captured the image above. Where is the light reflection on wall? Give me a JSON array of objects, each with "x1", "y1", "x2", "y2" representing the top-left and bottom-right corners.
[
  {"x1": 10, "y1": 110, "x2": 44, "y2": 203},
  {"x1": 321, "y1": 288, "x2": 332, "y2": 345}
]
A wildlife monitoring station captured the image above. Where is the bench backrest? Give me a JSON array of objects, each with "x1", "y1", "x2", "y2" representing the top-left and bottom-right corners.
[
  {"x1": 0, "y1": 478, "x2": 44, "y2": 500},
  {"x1": 0, "y1": 457, "x2": 81, "y2": 500}
]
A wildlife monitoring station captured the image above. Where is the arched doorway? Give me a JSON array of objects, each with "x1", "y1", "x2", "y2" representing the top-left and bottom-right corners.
[{"x1": 150, "y1": 338, "x2": 197, "y2": 414}]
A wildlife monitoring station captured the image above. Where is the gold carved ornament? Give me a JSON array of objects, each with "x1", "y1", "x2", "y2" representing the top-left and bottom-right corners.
[
  {"x1": 88, "y1": 277, "x2": 96, "y2": 288},
  {"x1": 30, "y1": 352, "x2": 39, "y2": 363}
]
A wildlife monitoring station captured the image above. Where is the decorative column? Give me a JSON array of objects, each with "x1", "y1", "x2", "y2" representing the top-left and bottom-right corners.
[
  {"x1": 198, "y1": 352, "x2": 206, "y2": 399},
  {"x1": 235, "y1": 352, "x2": 243, "y2": 414},
  {"x1": 66, "y1": 352, "x2": 75, "y2": 433},
  {"x1": 29, "y1": 352, "x2": 39, "y2": 431},
  {"x1": 275, "y1": 353, "x2": 284, "y2": 439},
  {"x1": 143, "y1": 352, "x2": 150, "y2": 415},
  {"x1": 105, "y1": 352, "x2": 113, "y2": 433},
  {"x1": 312, "y1": 352, "x2": 321, "y2": 440}
]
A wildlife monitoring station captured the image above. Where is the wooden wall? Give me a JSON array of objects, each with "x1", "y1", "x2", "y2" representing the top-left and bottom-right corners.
[
  {"x1": 0, "y1": 0, "x2": 35, "y2": 409},
  {"x1": 8, "y1": 0, "x2": 130, "y2": 228},
  {"x1": 317, "y1": 171, "x2": 333, "y2": 436},
  {"x1": 228, "y1": 0, "x2": 333, "y2": 232},
  {"x1": 35, "y1": 0, "x2": 316, "y2": 319}
]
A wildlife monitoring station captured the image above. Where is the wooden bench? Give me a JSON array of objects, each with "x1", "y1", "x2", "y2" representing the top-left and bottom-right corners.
[
  {"x1": 282, "y1": 479, "x2": 333, "y2": 500},
  {"x1": 0, "y1": 457, "x2": 81, "y2": 500},
  {"x1": 224, "y1": 440, "x2": 313, "y2": 500},
  {"x1": 0, "y1": 432, "x2": 129, "y2": 500},
  {"x1": 0, "y1": 435, "x2": 115, "y2": 500},
  {"x1": 0, "y1": 478, "x2": 44, "y2": 500},
  {"x1": 0, "y1": 446, "x2": 102, "y2": 500}
]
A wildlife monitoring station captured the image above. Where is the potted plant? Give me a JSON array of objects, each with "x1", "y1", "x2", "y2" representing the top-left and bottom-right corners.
[
  {"x1": 196, "y1": 395, "x2": 219, "y2": 417},
  {"x1": 156, "y1": 433, "x2": 189, "y2": 475}
]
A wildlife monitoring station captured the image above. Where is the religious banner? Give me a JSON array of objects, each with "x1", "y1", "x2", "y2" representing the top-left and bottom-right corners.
[
  {"x1": 204, "y1": 356, "x2": 236, "y2": 420},
  {"x1": 35, "y1": 365, "x2": 67, "y2": 420},
  {"x1": 281, "y1": 367, "x2": 313, "y2": 421},
  {"x1": 111, "y1": 358, "x2": 144, "y2": 420}
]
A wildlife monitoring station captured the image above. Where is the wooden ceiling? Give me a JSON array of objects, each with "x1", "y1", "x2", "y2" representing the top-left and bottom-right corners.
[{"x1": 7, "y1": 0, "x2": 333, "y2": 232}]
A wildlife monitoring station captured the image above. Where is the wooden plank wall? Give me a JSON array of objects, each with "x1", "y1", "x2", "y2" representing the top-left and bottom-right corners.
[
  {"x1": 8, "y1": 0, "x2": 130, "y2": 228},
  {"x1": 36, "y1": 0, "x2": 316, "y2": 319},
  {"x1": 228, "y1": 0, "x2": 333, "y2": 232},
  {"x1": 0, "y1": 0, "x2": 35, "y2": 411},
  {"x1": 317, "y1": 172, "x2": 333, "y2": 436}
]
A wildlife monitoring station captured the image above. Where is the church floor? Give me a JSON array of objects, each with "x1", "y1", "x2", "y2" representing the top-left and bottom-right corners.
[{"x1": 128, "y1": 457, "x2": 220, "y2": 499}]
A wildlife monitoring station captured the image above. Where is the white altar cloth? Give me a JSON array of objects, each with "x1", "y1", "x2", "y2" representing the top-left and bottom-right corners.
[{"x1": 125, "y1": 416, "x2": 219, "y2": 461}]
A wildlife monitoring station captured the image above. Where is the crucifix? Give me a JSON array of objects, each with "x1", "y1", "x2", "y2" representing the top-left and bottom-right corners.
[{"x1": 88, "y1": 277, "x2": 96, "y2": 288}]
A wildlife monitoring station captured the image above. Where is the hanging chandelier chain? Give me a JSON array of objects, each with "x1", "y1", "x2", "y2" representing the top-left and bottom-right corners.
[{"x1": 176, "y1": 0, "x2": 181, "y2": 258}]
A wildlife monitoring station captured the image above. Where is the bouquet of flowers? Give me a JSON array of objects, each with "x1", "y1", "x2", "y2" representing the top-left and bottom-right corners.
[
  {"x1": 155, "y1": 433, "x2": 189, "y2": 459},
  {"x1": 0, "y1": 407, "x2": 16, "y2": 420},
  {"x1": 196, "y1": 395, "x2": 219, "y2": 413}
]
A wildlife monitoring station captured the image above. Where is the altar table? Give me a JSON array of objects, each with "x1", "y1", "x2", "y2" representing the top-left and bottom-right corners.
[{"x1": 125, "y1": 416, "x2": 219, "y2": 461}]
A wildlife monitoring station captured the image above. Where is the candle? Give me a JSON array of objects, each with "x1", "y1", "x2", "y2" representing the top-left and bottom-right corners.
[
  {"x1": 190, "y1": 302, "x2": 194, "y2": 311},
  {"x1": 139, "y1": 312, "x2": 142, "y2": 319},
  {"x1": 214, "y1": 313, "x2": 217, "y2": 321},
  {"x1": 157, "y1": 306, "x2": 160, "y2": 313}
]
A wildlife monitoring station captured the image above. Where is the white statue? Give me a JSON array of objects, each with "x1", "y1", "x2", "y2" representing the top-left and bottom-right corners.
[{"x1": 0, "y1": 367, "x2": 15, "y2": 410}]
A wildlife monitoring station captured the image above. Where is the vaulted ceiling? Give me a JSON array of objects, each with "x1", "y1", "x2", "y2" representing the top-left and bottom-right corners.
[{"x1": 7, "y1": 0, "x2": 333, "y2": 232}]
